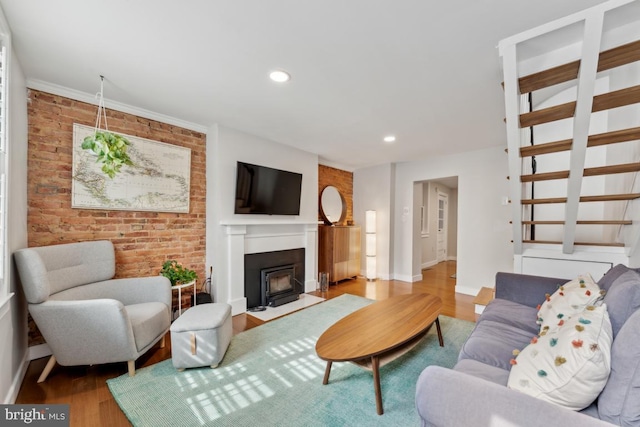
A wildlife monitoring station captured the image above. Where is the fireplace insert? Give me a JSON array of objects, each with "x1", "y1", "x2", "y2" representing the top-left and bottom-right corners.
[{"x1": 260, "y1": 264, "x2": 300, "y2": 307}]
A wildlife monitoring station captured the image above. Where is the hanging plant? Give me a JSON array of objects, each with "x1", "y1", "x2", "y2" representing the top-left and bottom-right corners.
[
  {"x1": 81, "y1": 130, "x2": 133, "y2": 178},
  {"x1": 82, "y1": 75, "x2": 134, "y2": 178}
]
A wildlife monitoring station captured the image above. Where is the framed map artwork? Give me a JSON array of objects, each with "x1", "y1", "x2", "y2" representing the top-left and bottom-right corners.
[{"x1": 72, "y1": 123, "x2": 191, "y2": 213}]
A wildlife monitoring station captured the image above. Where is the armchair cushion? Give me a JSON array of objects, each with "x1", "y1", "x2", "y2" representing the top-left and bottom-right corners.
[{"x1": 126, "y1": 302, "x2": 170, "y2": 352}]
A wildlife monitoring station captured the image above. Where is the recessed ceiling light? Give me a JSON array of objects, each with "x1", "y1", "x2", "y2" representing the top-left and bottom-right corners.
[
  {"x1": 383, "y1": 135, "x2": 396, "y2": 143},
  {"x1": 269, "y1": 70, "x2": 291, "y2": 83}
]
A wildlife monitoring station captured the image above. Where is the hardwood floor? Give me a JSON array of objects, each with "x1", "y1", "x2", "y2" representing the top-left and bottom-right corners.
[{"x1": 15, "y1": 260, "x2": 474, "y2": 426}]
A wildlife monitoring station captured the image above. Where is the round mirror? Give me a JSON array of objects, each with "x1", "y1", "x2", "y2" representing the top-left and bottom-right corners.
[{"x1": 320, "y1": 186, "x2": 346, "y2": 225}]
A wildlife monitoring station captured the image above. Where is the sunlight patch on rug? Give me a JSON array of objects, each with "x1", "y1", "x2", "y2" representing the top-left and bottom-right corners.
[{"x1": 108, "y1": 294, "x2": 474, "y2": 426}]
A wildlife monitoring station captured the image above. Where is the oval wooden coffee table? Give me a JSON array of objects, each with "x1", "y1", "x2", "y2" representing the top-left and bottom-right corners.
[{"x1": 315, "y1": 293, "x2": 443, "y2": 415}]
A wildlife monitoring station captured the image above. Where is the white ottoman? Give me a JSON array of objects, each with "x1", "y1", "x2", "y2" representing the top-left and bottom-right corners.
[{"x1": 170, "y1": 303, "x2": 232, "y2": 370}]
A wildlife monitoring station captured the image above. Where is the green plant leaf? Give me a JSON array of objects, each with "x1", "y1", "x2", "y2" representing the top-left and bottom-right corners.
[{"x1": 81, "y1": 130, "x2": 134, "y2": 179}]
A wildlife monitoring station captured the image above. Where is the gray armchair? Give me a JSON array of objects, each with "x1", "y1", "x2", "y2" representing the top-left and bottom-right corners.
[{"x1": 14, "y1": 240, "x2": 171, "y2": 382}]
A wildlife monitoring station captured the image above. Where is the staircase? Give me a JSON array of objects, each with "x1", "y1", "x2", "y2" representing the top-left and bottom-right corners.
[{"x1": 499, "y1": 0, "x2": 640, "y2": 276}]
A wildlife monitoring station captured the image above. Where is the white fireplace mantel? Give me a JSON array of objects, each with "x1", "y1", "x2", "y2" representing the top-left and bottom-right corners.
[{"x1": 221, "y1": 221, "x2": 318, "y2": 315}]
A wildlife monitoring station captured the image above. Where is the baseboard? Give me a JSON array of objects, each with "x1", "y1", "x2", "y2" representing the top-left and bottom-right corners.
[
  {"x1": 454, "y1": 284, "x2": 478, "y2": 296},
  {"x1": 304, "y1": 279, "x2": 316, "y2": 293},
  {"x1": 229, "y1": 297, "x2": 247, "y2": 316},
  {"x1": 28, "y1": 343, "x2": 51, "y2": 361},
  {"x1": 421, "y1": 260, "x2": 438, "y2": 269},
  {"x1": 3, "y1": 350, "x2": 29, "y2": 404},
  {"x1": 392, "y1": 273, "x2": 423, "y2": 283},
  {"x1": 447, "y1": 256, "x2": 457, "y2": 261}
]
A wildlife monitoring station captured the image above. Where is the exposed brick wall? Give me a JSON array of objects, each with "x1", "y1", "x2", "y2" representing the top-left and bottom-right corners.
[
  {"x1": 318, "y1": 164, "x2": 353, "y2": 224},
  {"x1": 26, "y1": 90, "x2": 207, "y2": 336}
]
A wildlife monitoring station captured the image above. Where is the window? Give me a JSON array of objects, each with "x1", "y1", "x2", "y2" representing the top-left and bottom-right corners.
[{"x1": 0, "y1": 44, "x2": 7, "y2": 301}]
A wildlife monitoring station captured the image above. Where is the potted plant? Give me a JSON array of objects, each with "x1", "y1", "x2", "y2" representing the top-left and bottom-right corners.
[
  {"x1": 81, "y1": 130, "x2": 134, "y2": 178},
  {"x1": 160, "y1": 260, "x2": 198, "y2": 287}
]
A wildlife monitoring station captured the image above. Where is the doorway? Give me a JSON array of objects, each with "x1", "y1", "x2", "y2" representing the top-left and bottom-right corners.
[
  {"x1": 436, "y1": 192, "x2": 448, "y2": 263},
  {"x1": 416, "y1": 177, "x2": 458, "y2": 272}
]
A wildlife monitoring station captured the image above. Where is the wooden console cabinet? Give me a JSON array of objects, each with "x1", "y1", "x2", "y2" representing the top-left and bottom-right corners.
[{"x1": 318, "y1": 225, "x2": 361, "y2": 283}]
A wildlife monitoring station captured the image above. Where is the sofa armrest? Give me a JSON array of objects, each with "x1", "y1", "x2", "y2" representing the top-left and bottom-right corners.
[
  {"x1": 495, "y1": 272, "x2": 568, "y2": 308},
  {"x1": 416, "y1": 366, "x2": 610, "y2": 427}
]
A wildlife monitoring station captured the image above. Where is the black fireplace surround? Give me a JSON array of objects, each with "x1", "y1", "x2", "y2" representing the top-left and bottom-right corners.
[{"x1": 244, "y1": 248, "x2": 305, "y2": 309}]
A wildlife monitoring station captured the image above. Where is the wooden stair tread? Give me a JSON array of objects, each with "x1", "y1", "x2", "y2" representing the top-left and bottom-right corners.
[
  {"x1": 519, "y1": 85, "x2": 640, "y2": 128},
  {"x1": 473, "y1": 287, "x2": 494, "y2": 306},
  {"x1": 523, "y1": 240, "x2": 625, "y2": 247},
  {"x1": 518, "y1": 40, "x2": 640, "y2": 93},
  {"x1": 520, "y1": 127, "x2": 640, "y2": 157},
  {"x1": 522, "y1": 193, "x2": 640, "y2": 204},
  {"x1": 521, "y1": 163, "x2": 640, "y2": 182}
]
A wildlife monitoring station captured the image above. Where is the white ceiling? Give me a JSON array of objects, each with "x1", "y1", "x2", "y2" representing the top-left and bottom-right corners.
[{"x1": 0, "y1": 0, "x2": 608, "y2": 171}]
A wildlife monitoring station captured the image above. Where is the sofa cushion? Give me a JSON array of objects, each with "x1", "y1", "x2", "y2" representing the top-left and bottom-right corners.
[
  {"x1": 597, "y1": 309, "x2": 640, "y2": 425},
  {"x1": 458, "y1": 320, "x2": 533, "y2": 371},
  {"x1": 597, "y1": 263, "x2": 640, "y2": 293},
  {"x1": 536, "y1": 274, "x2": 603, "y2": 335},
  {"x1": 507, "y1": 304, "x2": 612, "y2": 411},
  {"x1": 478, "y1": 299, "x2": 539, "y2": 335},
  {"x1": 453, "y1": 358, "x2": 510, "y2": 386},
  {"x1": 602, "y1": 269, "x2": 640, "y2": 338}
]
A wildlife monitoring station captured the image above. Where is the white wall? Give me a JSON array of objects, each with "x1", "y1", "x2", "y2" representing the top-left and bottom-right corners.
[
  {"x1": 1, "y1": 36, "x2": 29, "y2": 403},
  {"x1": 353, "y1": 163, "x2": 394, "y2": 280},
  {"x1": 206, "y1": 124, "x2": 319, "y2": 313},
  {"x1": 393, "y1": 146, "x2": 513, "y2": 295}
]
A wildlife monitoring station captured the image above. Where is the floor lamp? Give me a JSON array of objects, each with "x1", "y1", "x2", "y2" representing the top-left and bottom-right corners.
[{"x1": 366, "y1": 210, "x2": 376, "y2": 281}]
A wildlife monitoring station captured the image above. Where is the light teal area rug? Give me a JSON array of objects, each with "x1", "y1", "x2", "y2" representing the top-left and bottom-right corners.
[{"x1": 108, "y1": 294, "x2": 474, "y2": 426}]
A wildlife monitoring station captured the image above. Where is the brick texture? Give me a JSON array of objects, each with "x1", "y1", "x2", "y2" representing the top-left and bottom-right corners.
[
  {"x1": 26, "y1": 90, "x2": 207, "y2": 334},
  {"x1": 318, "y1": 164, "x2": 353, "y2": 224}
]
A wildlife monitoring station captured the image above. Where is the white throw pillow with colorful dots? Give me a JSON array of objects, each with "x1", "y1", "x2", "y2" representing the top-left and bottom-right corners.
[
  {"x1": 536, "y1": 274, "x2": 604, "y2": 335},
  {"x1": 508, "y1": 304, "x2": 612, "y2": 410}
]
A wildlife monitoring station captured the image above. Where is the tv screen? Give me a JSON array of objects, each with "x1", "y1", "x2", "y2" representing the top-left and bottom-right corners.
[{"x1": 234, "y1": 162, "x2": 303, "y2": 215}]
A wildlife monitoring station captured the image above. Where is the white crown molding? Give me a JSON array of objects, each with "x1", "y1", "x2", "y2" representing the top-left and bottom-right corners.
[
  {"x1": 27, "y1": 79, "x2": 209, "y2": 134},
  {"x1": 318, "y1": 157, "x2": 355, "y2": 172}
]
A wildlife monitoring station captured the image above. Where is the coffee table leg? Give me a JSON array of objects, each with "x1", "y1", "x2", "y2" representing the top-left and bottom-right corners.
[
  {"x1": 436, "y1": 317, "x2": 444, "y2": 347},
  {"x1": 372, "y1": 356, "x2": 383, "y2": 415},
  {"x1": 322, "y1": 361, "x2": 333, "y2": 385}
]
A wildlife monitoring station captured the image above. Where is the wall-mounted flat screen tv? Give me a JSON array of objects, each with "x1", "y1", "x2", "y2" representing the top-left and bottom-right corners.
[{"x1": 234, "y1": 161, "x2": 303, "y2": 215}]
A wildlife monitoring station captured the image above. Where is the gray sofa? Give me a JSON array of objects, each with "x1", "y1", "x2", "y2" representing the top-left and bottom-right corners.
[
  {"x1": 14, "y1": 240, "x2": 172, "y2": 381},
  {"x1": 416, "y1": 264, "x2": 640, "y2": 427}
]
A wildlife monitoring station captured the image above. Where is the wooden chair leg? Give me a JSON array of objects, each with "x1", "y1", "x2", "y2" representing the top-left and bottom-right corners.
[
  {"x1": 37, "y1": 355, "x2": 57, "y2": 383},
  {"x1": 128, "y1": 360, "x2": 136, "y2": 377},
  {"x1": 160, "y1": 334, "x2": 166, "y2": 348}
]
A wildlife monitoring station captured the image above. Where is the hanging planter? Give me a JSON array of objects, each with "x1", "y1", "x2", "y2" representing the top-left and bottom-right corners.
[{"x1": 81, "y1": 76, "x2": 133, "y2": 178}]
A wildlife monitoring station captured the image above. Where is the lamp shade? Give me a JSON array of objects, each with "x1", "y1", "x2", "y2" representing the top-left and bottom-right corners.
[
  {"x1": 366, "y1": 233, "x2": 376, "y2": 257},
  {"x1": 365, "y1": 210, "x2": 377, "y2": 280},
  {"x1": 366, "y1": 256, "x2": 377, "y2": 281},
  {"x1": 365, "y1": 210, "x2": 376, "y2": 233}
]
